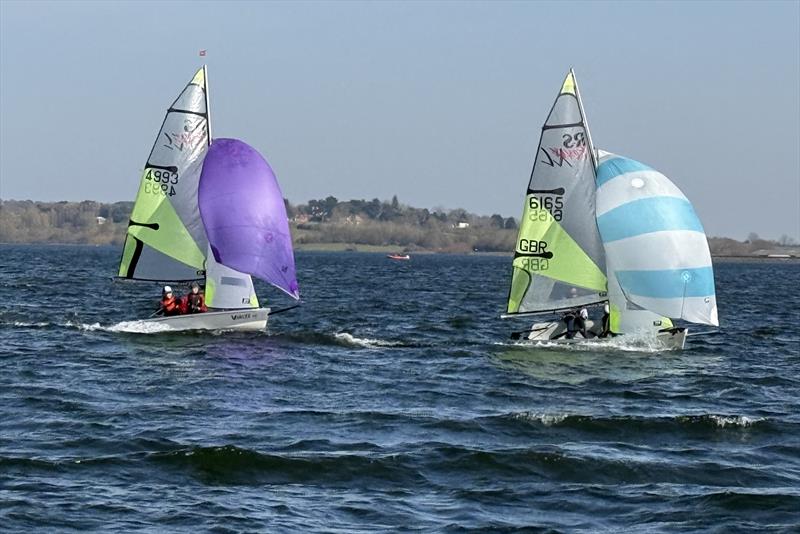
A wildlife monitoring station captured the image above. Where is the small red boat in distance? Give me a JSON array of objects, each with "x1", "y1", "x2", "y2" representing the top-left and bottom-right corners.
[{"x1": 387, "y1": 253, "x2": 411, "y2": 261}]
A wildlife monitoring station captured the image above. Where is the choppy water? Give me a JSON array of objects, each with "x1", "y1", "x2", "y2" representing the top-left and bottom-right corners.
[{"x1": 1, "y1": 245, "x2": 799, "y2": 532}]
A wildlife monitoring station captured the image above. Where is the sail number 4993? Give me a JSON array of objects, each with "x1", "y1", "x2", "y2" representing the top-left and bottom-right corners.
[{"x1": 143, "y1": 168, "x2": 179, "y2": 197}]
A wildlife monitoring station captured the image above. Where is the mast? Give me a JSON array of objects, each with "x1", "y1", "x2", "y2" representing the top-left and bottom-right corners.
[
  {"x1": 204, "y1": 64, "x2": 212, "y2": 145},
  {"x1": 571, "y1": 68, "x2": 598, "y2": 171}
]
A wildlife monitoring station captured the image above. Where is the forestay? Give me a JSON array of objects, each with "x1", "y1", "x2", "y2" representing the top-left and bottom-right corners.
[
  {"x1": 595, "y1": 151, "x2": 718, "y2": 326},
  {"x1": 198, "y1": 138, "x2": 300, "y2": 300},
  {"x1": 118, "y1": 67, "x2": 210, "y2": 281},
  {"x1": 506, "y1": 70, "x2": 607, "y2": 315}
]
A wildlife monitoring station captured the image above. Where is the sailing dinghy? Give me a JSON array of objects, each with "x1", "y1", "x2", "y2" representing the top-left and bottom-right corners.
[
  {"x1": 502, "y1": 70, "x2": 717, "y2": 349},
  {"x1": 116, "y1": 66, "x2": 300, "y2": 331}
]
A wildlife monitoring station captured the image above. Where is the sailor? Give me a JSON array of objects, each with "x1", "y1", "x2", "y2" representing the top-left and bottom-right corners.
[
  {"x1": 157, "y1": 286, "x2": 181, "y2": 316},
  {"x1": 563, "y1": 307, "x2": 591, "y2": 339},
  {"x1": 576, "y1": 307, "x2": 591, "y2": 338},
  {"x1": 185, "y1": 282, "x2": 208, "y2": 314},
  {"x1": 599, "y1": 303, "x2": 611, "y2": 338}
]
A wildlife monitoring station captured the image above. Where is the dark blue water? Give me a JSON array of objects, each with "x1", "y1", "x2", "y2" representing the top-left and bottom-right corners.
[{"x1": 1, "y1": 245, "x2": 799, "y2": 532}]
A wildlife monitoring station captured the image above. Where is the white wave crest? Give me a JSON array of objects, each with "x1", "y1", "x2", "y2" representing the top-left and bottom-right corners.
[
  {"x1": 511, "y1": 412, "x2": 570, "y2": 426},
  {"x1": 708, "y1": 415, "x2": 764, "y2": 428},
  {"x1": 106, "y1": 320, "x2": 173, "y2": 334},
  {"x1": 334, "y1": 332, "x2": 403, "y2": 348},
  {"x1": 62, "y1": 320, "x2": 172, "y2": 334},
  {"x1": 10, "y1": 321, "x2": 50, "y2": 327}
]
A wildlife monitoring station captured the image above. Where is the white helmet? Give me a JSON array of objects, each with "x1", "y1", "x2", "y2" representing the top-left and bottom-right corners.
[
  {"x1": 163, "y1": 285, "x2": 173, "y2": 293},
  {"x1": 579, "y1": 308, "x2": 588, "y2": 319}
]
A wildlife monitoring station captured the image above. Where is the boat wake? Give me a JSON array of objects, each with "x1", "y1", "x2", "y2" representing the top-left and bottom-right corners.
[
  {"x1": 497, "y1": 331, "x2": 674, "y2": 353},
  {"x1": 63, "y1": 320, "x2": 173, "y2": 334},
  {"x1": 333, "y1": 332, "x2": 405, "y2": 348}
]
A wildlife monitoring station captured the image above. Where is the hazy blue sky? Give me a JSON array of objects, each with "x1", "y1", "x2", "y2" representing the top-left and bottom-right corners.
[{"x1": 1, "y1": 0, "x2": 798, "y2": 240}]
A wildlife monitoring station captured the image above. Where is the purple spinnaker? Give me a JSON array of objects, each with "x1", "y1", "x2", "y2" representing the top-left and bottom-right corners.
[{"x1": 198, "y1": 138, "x2": 299, "y2": 299}]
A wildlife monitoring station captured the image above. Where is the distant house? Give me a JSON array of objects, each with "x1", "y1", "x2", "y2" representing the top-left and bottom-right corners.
[
  {"x1": 345, "y1": 215, "x2": 364, "y2": 225},
  {"x1": 96, "y1": 216, "x2": 107, "y2": 225},
  {"x1": 292, "y1": 214, "x2": 310, "y2": 224},
  {"x1": 453, "y1": 221, "x2": 470, "y2": 229}
]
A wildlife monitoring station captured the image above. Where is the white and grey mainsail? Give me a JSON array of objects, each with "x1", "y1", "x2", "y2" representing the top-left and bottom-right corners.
[
  {"x1": 117, "y1": 67, "x2": 210, "y2": 281},
  {"x1": 505, "y1": 70, "x2": 607, "y2": 315}
]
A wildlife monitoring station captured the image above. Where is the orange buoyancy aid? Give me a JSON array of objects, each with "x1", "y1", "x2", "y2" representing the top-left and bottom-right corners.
[{"x1": 160, "y1": 295, "x2": 180, "y2": 315}]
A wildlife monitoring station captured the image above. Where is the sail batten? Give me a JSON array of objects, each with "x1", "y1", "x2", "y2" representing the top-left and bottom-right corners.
[{"x1": 505, "y1": 70, "x2": 607, "y2": 315}]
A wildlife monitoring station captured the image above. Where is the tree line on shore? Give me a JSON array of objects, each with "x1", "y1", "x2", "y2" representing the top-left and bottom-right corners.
[{"x1": 0, "y1": 197, "x2": 795, "y2": 256}]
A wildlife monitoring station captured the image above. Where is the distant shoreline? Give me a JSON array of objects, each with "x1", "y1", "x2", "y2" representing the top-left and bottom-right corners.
[
  {"x1": 2, "y1": 241, "x2": 799, "y2": 261},
  {"x1": 1, "y1": 199, "x2": 797, "y2": 258}
]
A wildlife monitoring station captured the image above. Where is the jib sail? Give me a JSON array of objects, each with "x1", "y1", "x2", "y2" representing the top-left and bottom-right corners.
[{"x1": 505, "y1": 70, "x2": 607, "y2": 315}]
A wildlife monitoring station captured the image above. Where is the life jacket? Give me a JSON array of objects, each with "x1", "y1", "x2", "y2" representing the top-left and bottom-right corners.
[
  {"x1": 186, "y1": 292, "x2": 207, "y2": 313},
  {"x1": 161, "y1": 295, "x2": 179, "y2": 315}
]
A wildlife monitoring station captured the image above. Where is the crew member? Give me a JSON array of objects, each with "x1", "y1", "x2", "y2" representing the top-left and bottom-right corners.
[
  {"x1": 562, "y1": 307, "x2": 591, "y2": 339},
  {"x1": 599, "y1": 303, "x2": 612, "y2": 338},
  {"x1": 157, "y1": 286, "x2": 181, "y2": 316},
  {"x1": 185, "y1": 282, "x2": 208, "y2": 314}
]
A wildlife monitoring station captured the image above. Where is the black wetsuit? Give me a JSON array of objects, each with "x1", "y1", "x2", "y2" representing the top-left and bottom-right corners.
[
  {"x1": 563, "y1": 309, "x2": 590, "y2": 339},
  {"x1": 599, "y1": 312, "x2": 611, "y2": 338}
]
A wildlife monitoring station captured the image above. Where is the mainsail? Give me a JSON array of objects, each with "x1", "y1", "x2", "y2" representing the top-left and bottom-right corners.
[
  {"x1": 506, "y1": 70, "x2": 606, "y2": 315},
  {"x1": 198, "y1": 138, "x2": 300, "y2": 300},
  {"x1": 595, "y1": 151, "x2": 718, "y2": 326},
  {"x1": 118, "y1": 67, "x2": 210, "y2": 281}
]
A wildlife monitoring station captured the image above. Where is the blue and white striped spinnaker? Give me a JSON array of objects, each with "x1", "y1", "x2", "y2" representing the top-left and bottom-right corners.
[{"x1": 595, "y1": 150, "x2": 719, "y2": 327}]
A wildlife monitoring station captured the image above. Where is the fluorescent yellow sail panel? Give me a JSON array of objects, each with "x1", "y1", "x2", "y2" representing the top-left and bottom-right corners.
[
  {"x1": 126, "y1": 170, "x2": 206, "y2": 270},
  {"x1": 204, "y1": 276, "x2": 216, "y2": 307},
  {"x1": 507, "y1": 267, "x2": 531, "y2": 314},
  {"x1": 610, "y1": 302, "x2": 621, "y2": 333},
  {"x1": 191, "y1": 67, "x2": 205, "y2": 88},
  {"x1": 507, "y1": 193, "x2": 607, "y2": 313},
  {"x1": 118, "y1": 234, "x2": 138, "y2": 277},
  {"x1": 560, "y1": 71, "x2": 576, "y2": 95}
]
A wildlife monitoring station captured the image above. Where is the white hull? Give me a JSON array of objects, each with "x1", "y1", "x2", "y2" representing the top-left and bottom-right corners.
[
  {"x1": 143, "y1": 308, "x2": 270, "y2": 331},
  {"x1": 523, "y1": 320, "x2": 687, "y2": 350}
]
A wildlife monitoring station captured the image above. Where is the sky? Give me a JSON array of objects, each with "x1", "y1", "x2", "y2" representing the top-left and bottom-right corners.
[{"x1": 1, "y1": 0, "x2": 798, "y2": 241}]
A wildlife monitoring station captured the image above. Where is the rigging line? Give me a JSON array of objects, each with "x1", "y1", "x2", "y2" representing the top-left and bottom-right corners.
[{"x1": 680, "y1": 274, "x2": 688, "y2": 320}]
